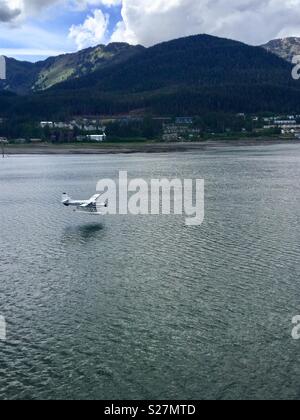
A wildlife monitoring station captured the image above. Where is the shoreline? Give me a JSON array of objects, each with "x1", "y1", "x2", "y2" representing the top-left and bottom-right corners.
[{"x1": 3, "y1": 138, "x2": 300, "y2": 155}]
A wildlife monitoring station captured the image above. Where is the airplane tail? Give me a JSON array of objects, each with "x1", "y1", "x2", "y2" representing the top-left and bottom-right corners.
[{"x1": 62, "y1": 193, "x2": 71, "y2": 205}]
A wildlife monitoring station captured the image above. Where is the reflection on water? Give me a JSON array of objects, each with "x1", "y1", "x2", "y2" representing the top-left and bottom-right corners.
[
  {"x1": 63, "y1": 223, "x2": 105, "y2": 242},
  {"x1": 1, "y1": 146, "x2": 300, "y2": 400}
]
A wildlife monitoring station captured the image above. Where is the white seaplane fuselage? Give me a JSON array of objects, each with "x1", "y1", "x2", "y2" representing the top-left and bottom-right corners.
[{"x1": 61, "y1": 193, "x2": 107, "y2": 215}]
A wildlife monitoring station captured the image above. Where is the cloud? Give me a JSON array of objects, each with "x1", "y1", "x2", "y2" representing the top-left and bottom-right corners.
[
  {"x1": 0, "y1": 1, "x2": 114, "y2": 59},
  {"x1": 79, "y1": 0, "x2": 121, "y2": 7},
  {"x1": 0, "y1": 0, "x2": 106, "y2": 23},
  {"x1": 3, "y1": 0, "x2": 300, "y2": 60},
  {"x1": 69, "y1": 9, "x2": 109, "y2": 49},
  {"x1": 68, "y1": 0, "x2": 121, "y2": 12},
  {"x1": 3, "y1": 0, "x2": 300, "y2": 48},
  {"x1": 108, "y1": 0, "x2": 300, "y2": 46},
  {"x1": 0, "y1": 0, "x2": 21, "y2": 22},
  {"x1": 0, "y1": 0, "x2": 63, "y2": 23}
]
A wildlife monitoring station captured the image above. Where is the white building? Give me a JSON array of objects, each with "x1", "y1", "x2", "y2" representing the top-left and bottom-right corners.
[
  {"x1": 274, "y1": 120, "x2": 297, "y2": 126},
  {"x1": 54, "y1": 122, "x2": 73, "y2": 129},
  {"x1": 40, "y1": 121, "x2": 54, "y2": 128},
  {"x1": 87, "y1": 134, "x2": 107, "y2": 142}
]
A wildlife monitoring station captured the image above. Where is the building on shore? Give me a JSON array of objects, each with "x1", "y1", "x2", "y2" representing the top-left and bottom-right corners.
[
  {"x1": 162, "y1": 123, "x2": 201, "y2": 142},
  {"x1": 86, "y1": 134, "x2": 107, "y2": 142},
  {"x1": 175, "y1": 117, "x2": 194, "y2": 125},
  {"x1": 40, "y1": 121, "x2": 54, "y2": 128},
  {"x1": 272, "y1": 121, "x2": 300, "y2": 136},
  {"x1": 40, "y1": 119, "x2": 106, "y2": 133}
]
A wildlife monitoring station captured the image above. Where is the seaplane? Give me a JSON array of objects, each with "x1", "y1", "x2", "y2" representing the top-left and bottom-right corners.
[{"x1": 61, "y1": 193, "x2": 108, "y2": 215}]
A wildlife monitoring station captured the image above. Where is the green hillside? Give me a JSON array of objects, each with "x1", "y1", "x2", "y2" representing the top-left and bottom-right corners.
[{"x1": 1, "y1": 35, "x2": 299, "y2": 119}]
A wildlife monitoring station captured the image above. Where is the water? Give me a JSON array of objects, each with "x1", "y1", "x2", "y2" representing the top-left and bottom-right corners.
[{"x1": 0, "y1": 144, "x2": 300, "y2": 400}]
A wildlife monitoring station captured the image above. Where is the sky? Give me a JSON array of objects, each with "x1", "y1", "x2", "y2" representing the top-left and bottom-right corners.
[{"x1": 0, "y1": 0, "x2": 300, "y2": 61}]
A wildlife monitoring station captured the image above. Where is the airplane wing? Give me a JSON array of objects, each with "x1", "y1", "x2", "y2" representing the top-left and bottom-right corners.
[{"x1": 79, "y1": 194, "x2": 101, "y2": 208}]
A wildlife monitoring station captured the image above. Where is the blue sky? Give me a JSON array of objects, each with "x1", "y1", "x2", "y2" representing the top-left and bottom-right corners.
[
  {"x1": 1, "y1": 0, "x2": 300, "y2": 62},
  {"x1": 0, "y1": 1, "x2": 123, "y2": 61}
]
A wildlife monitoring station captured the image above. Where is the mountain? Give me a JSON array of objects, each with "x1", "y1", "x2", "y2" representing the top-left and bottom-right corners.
[
  {"x1": 1, "y1": 34, "x2": 299, "y2": 118},
  {"x1": 262, "y1": 37, "x2": 300, "y2": 62},
  {"x1": 0, "y1": 43, "x2": 144, "y2": 94},
  {"x1": 55, "y1": 34, "x2": 292, "y2": 93}
]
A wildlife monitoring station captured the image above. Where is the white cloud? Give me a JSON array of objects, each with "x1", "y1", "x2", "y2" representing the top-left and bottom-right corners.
[
  {"x1": 0, "y1": 0, "x2": 21, "y2": 22},
  {"x1": 0, "y1": 0, "x2": 63, "y2": 23},
  {"x1": 3, "y1": 0, "x2": 300, "y2": 60},
  {"x1": 109, "y1": 0, "x2": 300, "y2": 46},
  {"x1": 100, "y1": 0, "x2": 121, "y2": 6},
  {"x1": 69, "y1": 9, "x2": 109, "y2": 49},
  {"x1": 3, "y1": 0, "x2": 300, "y2": 47},
  {"x1": 110, "y1": 20, "x2": 137, "y2": 44},
  {"x1": 0, "y1": 0, "x2": 115, "y2": 23},
  {"x1": 70, "y1": 0, "x2": 119, "y2": 11}
]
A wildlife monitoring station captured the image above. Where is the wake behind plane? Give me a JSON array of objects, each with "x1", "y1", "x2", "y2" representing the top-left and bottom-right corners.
[{"x1": 62, "y1": 193, "x2": 108, "y2": 215}]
